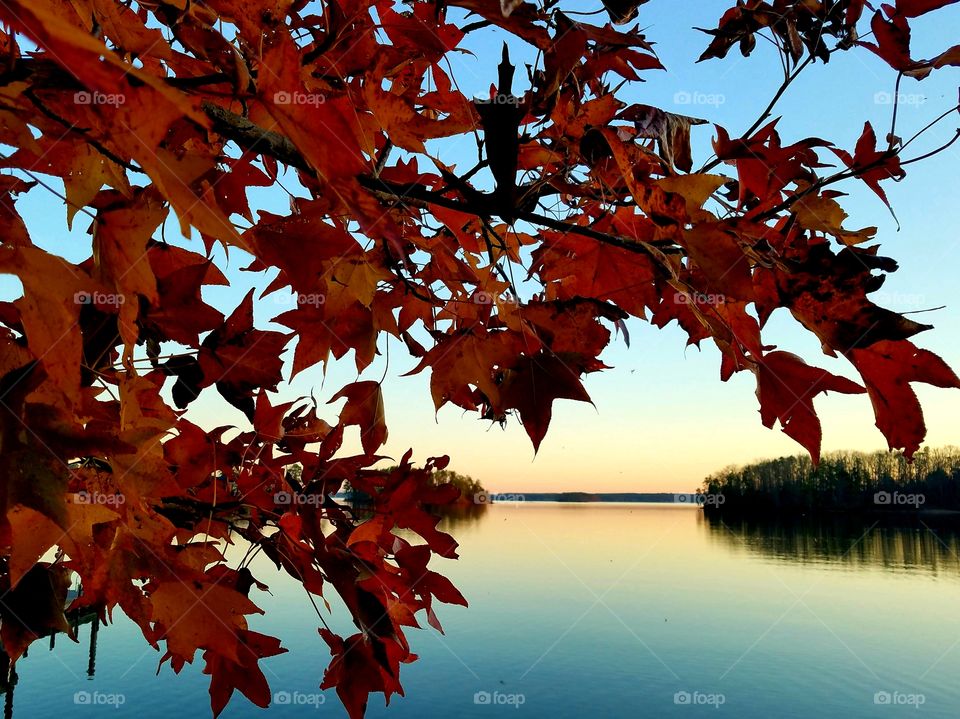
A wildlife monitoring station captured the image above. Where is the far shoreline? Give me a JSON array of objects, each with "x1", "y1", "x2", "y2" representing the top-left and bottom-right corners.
[{"x1": 477, "y1": 492, "x2": 683, "y2": 503}]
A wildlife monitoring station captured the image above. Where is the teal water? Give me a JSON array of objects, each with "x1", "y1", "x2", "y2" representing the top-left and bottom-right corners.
[{"x1": 9, "y1": 503, "x2": 960, "y2": 717}]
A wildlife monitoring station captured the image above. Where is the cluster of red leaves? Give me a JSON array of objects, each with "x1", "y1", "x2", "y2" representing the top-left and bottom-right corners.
[{"x1": 0, "y1": 0, "x2": 957, "y2": 717}]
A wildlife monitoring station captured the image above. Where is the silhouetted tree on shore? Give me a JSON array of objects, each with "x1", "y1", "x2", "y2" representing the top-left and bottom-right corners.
[{"x1": 702, "y1": 447, "x2": 960, "y2": 515}]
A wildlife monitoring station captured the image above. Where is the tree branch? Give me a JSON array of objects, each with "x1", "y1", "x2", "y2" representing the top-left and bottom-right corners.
[
  {"x1": 0, "y1": 58, "x2": 683, "y2": 264},
  {"x1": 197, "y1": 103, "x2": 682, "y2": 260}
]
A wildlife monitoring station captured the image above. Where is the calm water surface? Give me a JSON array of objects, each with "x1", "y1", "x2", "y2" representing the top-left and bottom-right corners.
[{"x1": 11, "y1": 504, "x2": 960, "y2": 718}]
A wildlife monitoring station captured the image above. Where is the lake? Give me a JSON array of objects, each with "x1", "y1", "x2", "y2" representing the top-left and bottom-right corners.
[{"x1": 9, "y1": 503, "x2": 960, "y2": 717}]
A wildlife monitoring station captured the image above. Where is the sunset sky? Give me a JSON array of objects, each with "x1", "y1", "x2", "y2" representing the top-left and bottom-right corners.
[{"x1": 3, "y1": 1, "x2": 959, "y2": 493}]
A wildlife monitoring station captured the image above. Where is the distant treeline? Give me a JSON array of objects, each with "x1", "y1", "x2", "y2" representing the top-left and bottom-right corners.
[
  {"x1": 701, "y1": 447, "x2": 960, "y2": 515},
  {"x1": 505, "y1": 492, "x2": 676, "y2": 503}
]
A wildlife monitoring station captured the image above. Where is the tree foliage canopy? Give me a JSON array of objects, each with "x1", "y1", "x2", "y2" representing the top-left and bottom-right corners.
[
  {"x1": 703, "y1": 446, "x2": 960, "y2": 513},
  {"x1": 0, "y1": 0, "x2": 958, "y2": 716}
]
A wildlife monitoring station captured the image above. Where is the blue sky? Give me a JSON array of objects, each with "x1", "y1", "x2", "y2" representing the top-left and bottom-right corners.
[{"x1": 3, "y1": 1, "x2": 959, "y2": 492}]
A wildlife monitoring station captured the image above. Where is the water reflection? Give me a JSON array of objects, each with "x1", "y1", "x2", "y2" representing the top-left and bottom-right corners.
[
  {"x1": 1, "y1": 600, "x2": 101, "y2": 718},
  {"x1": 7, "y1": 505, "x2": 960, "y2": 719},
  {"x1": 701, "y1": 512, "x2": 960, "y2": 575},
  {"x1": 0, "y1": 504, "x2": 487, "y2": 719},
  {"x1": 346, "y1": 500, "x2": 490, "y2": 530},
  {"x1": 433, "y1": 502, "x2": 489, "y2": 531}
]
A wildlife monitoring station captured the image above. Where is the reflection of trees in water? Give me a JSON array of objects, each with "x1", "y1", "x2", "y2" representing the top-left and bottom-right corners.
[
  {"x1": 0, "y1": 651, "x2": 13, "y2": 719},
  {"x1": 0, "y1": 596, "x2": 101, "y2": 718},
  {"x1": 344, "y1": 500, "x2": 489, "y2": 531},
  {"x1": 0, "y1": 496, "x2": 485, "y2": 719},
  {"x1": 701, "y1": 513, "x2": 960, "y2": 575},
  {"x1": 434, "y1": 502, "x2": 488, "y2": 531}
]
